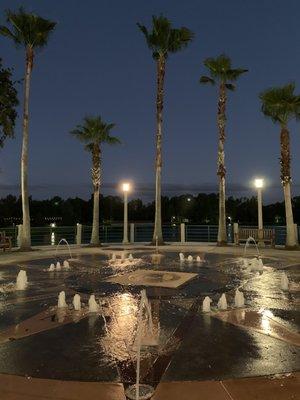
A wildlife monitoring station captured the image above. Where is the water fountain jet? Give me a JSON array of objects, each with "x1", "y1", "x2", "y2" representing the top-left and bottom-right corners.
[
  {"x1": 55, "y1": 238, "x2": 73, "y2": 260},
  {"x1": 234, "y1": 288, "x2": 245, "y2": 308},
  {"x1": 16, "y1": 270, "x2": 28, "y2": 290},
  {"x1": 202, "y1": 296, "x2": 212, "y2": 312},
  {"x1": 48, "y1": 263, "x2": 55, "y2": 272},
  {"x1": 73, "y1": 294, "x2": 81, "y2": 311},
  {"x1": 57, "y1": 291, "x2": 67, "y2": 308},
  {"x1": 126, "y1": 290, "x2": 156, "y2": 400},
  {"x1": 243, "y1": 236, "x2": 260, "y2": 258},
  {"x1": 88, "y1": 295, "x2": 99, "y2": 312},
  {"x1": 281, "y1": 272, "x2": 289, "y2": 291},
  {"x1": 217, "y1": 293, "x2": 227, "y2": 310}
]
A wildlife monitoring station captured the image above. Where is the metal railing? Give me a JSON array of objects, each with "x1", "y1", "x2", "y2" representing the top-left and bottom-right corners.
[
  {"x1": 0, "y1": 223, "x2": 295, "y2": 247},
  {"x1": 134, "y1": 223, "x2": 180, "y2": 242},
  {"x1": 82, "y1": 224, "x2": 124, "y2": 244}
]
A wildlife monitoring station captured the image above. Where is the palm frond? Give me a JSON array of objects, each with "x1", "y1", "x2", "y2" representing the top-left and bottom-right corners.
[
  {"x1": 199, "y1": 75, "x2": 215, "y2": 85},
  {"x1": 105, "y1": 135, "x2": 121, "y2": 145},
  {"x1": 259, "y1": 83, "x2": 300, "y2": 125},
  {"x1": 137, "y1": 23, "x2": 150, "y2": 47},
  {"x1": 227, "y1": 68, "x2": 248, "y2": 81},
  {"x1": 202, "y1": 54, "x2": 247, "y2": 84},
  {"x1": 70, "y1": 116, "x2": 121, "y2": 148},
  {"x1": 84, "y1": 143, "x2": 94, "y2": 153},
  {"x1": 1, "y1": 7, "x2": 56, "y2": 49},
  {"x1": 0, "y1": 26, "x2": 17, "y2": 41},
  {"x1": 168, "y1": 27, "x2": 194, "y2": 53},
  {"x1": 137, "y1": 15, "x2": 193, "y2": 59},
  {"x1": 225, "y1": 83, "x2": 235, "y2": 91}
]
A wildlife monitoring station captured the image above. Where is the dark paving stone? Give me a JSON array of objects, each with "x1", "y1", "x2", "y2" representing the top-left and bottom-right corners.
[
  {"x1": 0, "y1": 316, "x2": 120, "y2": 382},
  {"x1": 162, "y1": 314, "x2": 300, "y2": 381},
  {"x1": 0, "y1": 299, "x2": 54, "y2": 330}
]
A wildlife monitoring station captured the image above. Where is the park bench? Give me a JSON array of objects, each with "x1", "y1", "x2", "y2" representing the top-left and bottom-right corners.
[
  {"x1": 0, "y1": 231, "x2": 12, "y2": 251},
  {"x1": 234, "y1": 227, "x2": 275, "y2": 247}
]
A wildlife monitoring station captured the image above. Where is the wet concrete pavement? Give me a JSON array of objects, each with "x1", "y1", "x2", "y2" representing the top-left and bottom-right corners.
[{"x1": 0, "y1": 249, "x2": 299, "y2": 398}]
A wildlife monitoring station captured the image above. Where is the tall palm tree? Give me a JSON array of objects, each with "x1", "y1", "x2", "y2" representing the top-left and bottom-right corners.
[
  {"x1": 260, "y1": 83, "x2": 300, "y2": 248},
  {"x1": 71, "y1": 116, "x2": 120, "y2": 245},
  {"x1": 0, "y1": 8, "x2": 56, "y2": 249},
  {"x1": 200, "y1": 54, "x2": 247, "y2": 245},
  {"x1": 137, "y1": 15, "x2": 193, "y2": 245},
  {"x1": 0, "y1": 58, "x2": 18, "y2": 147}
]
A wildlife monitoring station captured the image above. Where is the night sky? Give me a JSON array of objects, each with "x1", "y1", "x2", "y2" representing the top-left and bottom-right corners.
[{"x1": 1, "y1": 0, "x2": 300, "y2": 203}]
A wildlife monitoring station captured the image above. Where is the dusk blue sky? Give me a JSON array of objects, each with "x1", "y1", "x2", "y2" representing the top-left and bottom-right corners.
[{"x1": 1, "y1": 0, "x2": 300, "y2": 203}]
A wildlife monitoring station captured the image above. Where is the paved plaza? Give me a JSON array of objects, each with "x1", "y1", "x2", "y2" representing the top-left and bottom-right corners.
[{"x1": 0, "y1": 244, "x2": 299, "y2": 399}]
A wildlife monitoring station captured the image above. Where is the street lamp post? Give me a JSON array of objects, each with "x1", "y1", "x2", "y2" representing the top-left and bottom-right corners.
[
  {"x1": 254, "y1": 178, "x2": 264, "y2": 247},
  {"x1": 122, "y1": 182, "x2": 130, "y2": 244}
]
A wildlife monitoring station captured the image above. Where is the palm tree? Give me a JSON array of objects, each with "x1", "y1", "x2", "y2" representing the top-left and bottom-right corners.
[
  {"x1": 137, "y1": 15, "x2": 193, "y2": 245},
  {"x1": 0, "y1": 58, "x2": 19, "y2": 147},
  {"x1": 260, "y1": 83, "x2": 300, "y2": 248},
  {"x1": 0, "y1": 8, "x2": 56, "y2": 249},
  {"x1": 200, "y1": 54, "x2": 247, "y2": 245},
  {"x1": 71, "y1": 116, "x2": 120, "y2": 245}
]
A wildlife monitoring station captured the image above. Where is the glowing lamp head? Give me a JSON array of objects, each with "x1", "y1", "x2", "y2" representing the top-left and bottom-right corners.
[
  {"x1": 254, "y1": 178, "x2": 264, "y2": 189},
  {"x1": 122, "y1": 182, "x2": 130, "y2": 192}
]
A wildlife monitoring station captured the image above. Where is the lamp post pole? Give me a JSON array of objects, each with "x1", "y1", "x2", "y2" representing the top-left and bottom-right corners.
[
  {"x1": 122, "y1": 183, "x2": 130, "y2": 244},
  {"x1": 255, "y1": 178, "x2": 264, "y2": 247},
  {"x1": 257, "y1": 187, "x2": 263, "y2": 231}
]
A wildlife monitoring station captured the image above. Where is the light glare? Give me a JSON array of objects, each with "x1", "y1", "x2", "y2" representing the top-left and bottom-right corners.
[
  {"x1": 122, "y1": 182, "x2": 130, "y2": 192},
  {"x1": 254, "y1": 178, "x2": 264, "y2": 188}
]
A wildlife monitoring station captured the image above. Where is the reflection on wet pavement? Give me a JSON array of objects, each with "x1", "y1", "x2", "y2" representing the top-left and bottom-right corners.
[{"x1": 213, "y1": 309, "x2": 300, "y2": 346}]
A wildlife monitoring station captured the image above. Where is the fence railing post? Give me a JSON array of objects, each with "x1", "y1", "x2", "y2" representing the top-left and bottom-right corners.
[
  {"x1": 130, "y1": 223, "x2": 135, "y2": 243},
  {"x1": 17, "y1": 224, "x2": 22, "y2": 247},
  {"x1": 180, "y1": 223, "x2": 185, "y2": 243},
  {"x1": 233, "y1": 223, "x2": 239, "y2": 245},
  {"x1": 76, "y1": 223, "x2": 82, "y2": 245}
]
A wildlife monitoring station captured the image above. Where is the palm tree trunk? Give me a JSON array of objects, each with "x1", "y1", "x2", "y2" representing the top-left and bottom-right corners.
[
  {"x1": 217, "y1": 83, "x2": 227, "y2": 245},
  {"x1": 280, "y1": 126, "x2": 297, "y2": 248},
  {"x1": 90, "y1": 144, "x2": 101, "y2": 245},
  {"x1": 152, "y1": 55, "x2": 165, "y2": 245},
  {"x1": 20, "y1": 47, "x2": 33, "y2": 250}
]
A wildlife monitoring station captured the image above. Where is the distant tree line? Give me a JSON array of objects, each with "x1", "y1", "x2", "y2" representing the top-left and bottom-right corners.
[{"x1": 1, "y1": 193, "x2": 300, "y2": 227}]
